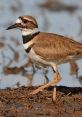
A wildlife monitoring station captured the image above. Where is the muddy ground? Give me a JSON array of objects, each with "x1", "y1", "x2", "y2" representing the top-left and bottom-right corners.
[{"x1": 0, "y1": 86, "x2": 82, "y2": 117}]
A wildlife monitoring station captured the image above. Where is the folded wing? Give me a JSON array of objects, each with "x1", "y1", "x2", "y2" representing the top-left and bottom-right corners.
[{"x1": 33, "y1": 33, "x2": 82, "y2": 63}]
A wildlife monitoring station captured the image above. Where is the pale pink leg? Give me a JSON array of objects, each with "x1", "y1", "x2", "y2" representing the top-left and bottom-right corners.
[{"x1": 30, "y1": 64, "x2": 61, "y2": 101}]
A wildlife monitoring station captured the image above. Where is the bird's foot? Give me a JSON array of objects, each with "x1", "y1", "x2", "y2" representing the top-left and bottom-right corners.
[
  {"x1": 29, "y1": 80, "x2": 55, "y2": 95},
  {"x1": 30, "y1": 86, "x2": 43, "y2": 95}
]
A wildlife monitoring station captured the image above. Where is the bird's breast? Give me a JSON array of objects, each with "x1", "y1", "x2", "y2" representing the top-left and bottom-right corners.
[{"x1": 23, "y1": 39, "x2": 54, "y2": 67}]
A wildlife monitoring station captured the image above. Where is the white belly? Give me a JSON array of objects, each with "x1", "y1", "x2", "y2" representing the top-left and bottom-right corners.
[{"x1": 27, "y1": 48, "x2": 52, "y2": 67}]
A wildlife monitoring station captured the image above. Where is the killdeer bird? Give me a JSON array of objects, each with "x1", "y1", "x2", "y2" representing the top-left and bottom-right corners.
[{"x1": 7, "y1": 15, "x2": 82, "y2": 101}]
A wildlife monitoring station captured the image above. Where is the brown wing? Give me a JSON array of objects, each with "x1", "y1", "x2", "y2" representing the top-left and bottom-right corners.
[{"x1": 33, "y1": 32, "x2": 82, "y2": 63}]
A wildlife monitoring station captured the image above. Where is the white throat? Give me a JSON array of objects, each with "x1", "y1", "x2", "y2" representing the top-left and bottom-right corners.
[{"x1": 22, "y1": 28, "x2": 39, "y2": 36}]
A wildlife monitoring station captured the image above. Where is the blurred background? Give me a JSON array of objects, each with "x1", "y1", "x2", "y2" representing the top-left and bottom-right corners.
[{"x1": 0, "y1": 0, "x2": 82, "y2": 89}]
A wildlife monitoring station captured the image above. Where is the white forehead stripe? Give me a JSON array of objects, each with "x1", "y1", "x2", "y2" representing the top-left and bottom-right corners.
[{"x1": 16, "y1": 18, "x2": 21, "y2": 23}]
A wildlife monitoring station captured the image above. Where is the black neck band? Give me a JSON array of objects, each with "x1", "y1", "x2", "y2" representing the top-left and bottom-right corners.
[{"x1": 22, "y1": 31, "x2": 40, "y2": 44}]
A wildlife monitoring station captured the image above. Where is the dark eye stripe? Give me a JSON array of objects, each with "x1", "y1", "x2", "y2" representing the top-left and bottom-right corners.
[{"x1": 23, "y1": 19, "x2": 27, "y2": 23}]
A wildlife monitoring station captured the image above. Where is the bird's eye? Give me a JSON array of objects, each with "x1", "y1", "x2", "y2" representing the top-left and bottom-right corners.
[{"x1": 23, "y1": 20, "x2": 27, "y2": 23}]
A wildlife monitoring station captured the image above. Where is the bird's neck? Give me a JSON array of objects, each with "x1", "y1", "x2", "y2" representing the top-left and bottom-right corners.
[{"x1": 22, "y1": 28, "x2": 40, "y2": 43}]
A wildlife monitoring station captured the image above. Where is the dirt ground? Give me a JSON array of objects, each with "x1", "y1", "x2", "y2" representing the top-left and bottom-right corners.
[{"x1": 0, "y1": 86, "x2": 82, "y2": 117}]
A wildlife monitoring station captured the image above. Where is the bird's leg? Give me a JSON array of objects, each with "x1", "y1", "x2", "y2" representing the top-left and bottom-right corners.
[
  {"x1": 32, "y1": 64, "x2": 37, "y2": 74},
  {"x1": 30, "y1": 64, "x2": 61, "y2": 101},
  {"x1": 52, "y1": 68, "x2": 61, "y2": 101},
  {"x1": 43, "y1": 69, "x2": 49, "y2": 83},
  {"x1": 30, "y1": 80, "x2": 55, "y2": 94}
]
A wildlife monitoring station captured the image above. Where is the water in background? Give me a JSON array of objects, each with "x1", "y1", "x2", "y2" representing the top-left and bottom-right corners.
[{"x1": 0, "y1": 0, "x2": 82, "y2": 89}]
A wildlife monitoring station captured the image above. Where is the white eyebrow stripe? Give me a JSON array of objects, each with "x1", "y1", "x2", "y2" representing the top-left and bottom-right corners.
[{"x1": 26, "y1": 18, "x2": 35, "y2": 24}]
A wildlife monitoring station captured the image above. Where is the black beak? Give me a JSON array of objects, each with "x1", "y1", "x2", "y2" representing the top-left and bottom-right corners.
[{"x1": 6, "y1": 23, "x2": 18, "y2": 30}]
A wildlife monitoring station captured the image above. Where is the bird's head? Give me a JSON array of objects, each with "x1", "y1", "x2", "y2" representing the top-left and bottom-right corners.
[{"x1": 7, "y1": 15, "x2": 39, "y2": 36}]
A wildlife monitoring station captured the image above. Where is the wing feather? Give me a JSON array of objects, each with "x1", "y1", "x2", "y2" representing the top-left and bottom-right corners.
[{"x1": 33, "y1": 33, "x2": 82, "y2": 63}]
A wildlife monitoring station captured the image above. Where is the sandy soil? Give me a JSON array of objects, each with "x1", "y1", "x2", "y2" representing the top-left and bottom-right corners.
[{"x1": 0, "y1": 86, "x2": 82, "y2": 117}]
